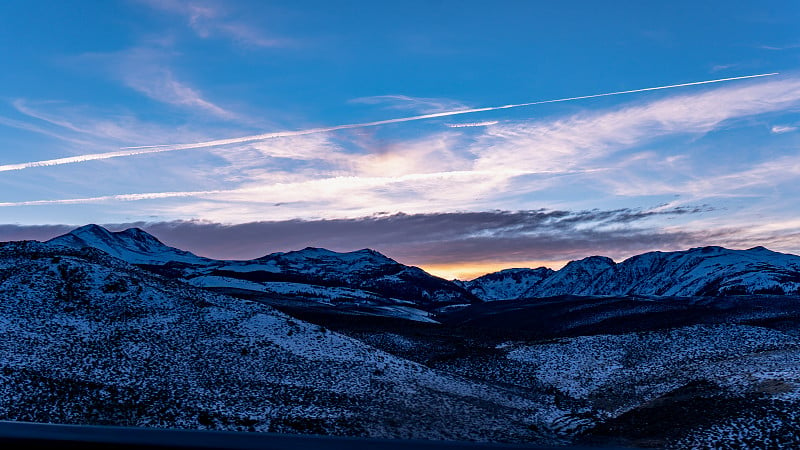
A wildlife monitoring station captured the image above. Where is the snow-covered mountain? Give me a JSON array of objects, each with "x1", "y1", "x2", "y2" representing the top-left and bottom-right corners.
[
  {"x1": 457, "y1": 268, "x2": 554, "y2": 301},
  {"x1": 47, "y1": 224, "x2": 210, "y2": 266},
  {"x1": 465, "y1": 247, "x2": 800, "y2": 300},
  {"x1": 45, "y1": 226, "x2": 800, "y2": 304},
  {"x1": 47, "y1": 225, "x2": 477, "y2": 309},
  {"x1": 585, "y1": 246, "x2": 800, "y2": 297},
  {"x1": 0, "y1": 240, "x2": 545, "y2": 441},
  {"x1": 525, "y1": 256, "x2": 616, "y2": 298},
  {"x1": 204, "y1": 246, "x2": 476, "y2": 307}
]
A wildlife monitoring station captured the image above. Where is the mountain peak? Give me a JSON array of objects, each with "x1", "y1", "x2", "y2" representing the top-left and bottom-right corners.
[
  {"x1": 562, "y1": 255, "x2": 616, "y2": 271},
  {"x1": 460, "y1": 267, "x2": 556, "y2": 301},
  {"x1": 580, "y1": 255, "x2": 616, "y2": 264},
  {"x1": 688, "y1": 245, "x2": 726, "y2": 254},
  {"x1": 47, "y1": 225, "x2": 205, "y2": 265},
  {"x1": 70, "y1": 224, "x2": 114, "y2": 239},
  {"x1": 354, "y1": 248, "x2": 382, "y2": 256},
  {"x1": 73, "y1": 223, "x2": 108, "y2": 233},
  {"x1": 120, "y1": 226, "x2": 148, "y2": 235},
  {"x1": 119, "y1": 227, "x2": 163, "y2": 243},
  {"x1": 272, "y1": 246, "x2": 394, "y2": 263}
]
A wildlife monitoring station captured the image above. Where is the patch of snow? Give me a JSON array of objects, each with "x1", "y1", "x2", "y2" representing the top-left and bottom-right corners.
[
  {"x1": 369, "y1": 306, "x2": 439, "y2": 323},
  {"x1": 188, "y1": 276, "x2": 266, "y2": 291}
]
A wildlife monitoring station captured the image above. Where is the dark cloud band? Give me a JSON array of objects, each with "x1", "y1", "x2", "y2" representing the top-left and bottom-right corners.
[{"x1": 0, "y1": 207, "x2": 722, "y2": 267}]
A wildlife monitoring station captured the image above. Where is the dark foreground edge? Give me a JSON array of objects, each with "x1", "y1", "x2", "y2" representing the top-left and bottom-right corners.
[{"x1": 0, "y1": 421, "x2": 629, "y2": 450}]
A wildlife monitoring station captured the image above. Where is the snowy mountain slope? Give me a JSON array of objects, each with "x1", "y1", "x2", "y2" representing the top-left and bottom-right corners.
[
  {"x1": 586, "y1": 246, "x2": 800, "y2": 296},
  {"x1": 189, "y1": 277, "x2": 439, "y2": 323},
  {"x1": 205, "y1": 247, "x2": 476, "y2": 307},
  {"x1": 47, "y1": 224, "x2": 211, "y2": 266},
  {"x1": 458, "y1": 268, "x2": 554, "y2": 301},
  {"x1": 469, "y1": 247, "x2": 800, "y2": 300},
  {"x1": 0, "y1": 241, "x2": 552, "y2": 442},
  {"x1": 46, "y1": 226, "x2": 478, "y2": 311},
  {"x1": 45, "y1": 225, "x2": 800, "y2": 303},
  {"x1": 523, "y1": 256, "x2": 615, "y2": 298}
]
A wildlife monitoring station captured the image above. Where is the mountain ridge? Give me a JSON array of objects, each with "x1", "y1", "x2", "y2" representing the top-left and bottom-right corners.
[
  {"x1": 39, "y1": 225, "x2": 800, "y2": 303},
  {"x1": 46, "y1": 225, "x2": 479, "y2": 311},
  {"x1": 47, "y1": 224, "x2": 211, "y2": 266},
  {"x1": 467, "y1": 246, "x2": 800, "y2": 299}
]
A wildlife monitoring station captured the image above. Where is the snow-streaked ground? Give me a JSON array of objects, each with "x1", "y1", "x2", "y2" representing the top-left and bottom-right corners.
[{"x1": 0, "y1": 241, "x2": 551, "y2": 443}]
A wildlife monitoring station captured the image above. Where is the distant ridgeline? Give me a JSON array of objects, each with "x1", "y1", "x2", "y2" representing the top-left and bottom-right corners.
[
  {"x1": 459, "y1": 246, "x2": 800, "y2": 300},
  {"x1": 41, "y1": 225, "x2": 800, "y2": 306}
]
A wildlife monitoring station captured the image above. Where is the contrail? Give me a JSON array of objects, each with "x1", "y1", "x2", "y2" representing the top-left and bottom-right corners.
[
  {"x1": 0, "y1": 148, "x2": 188, "y2": 172},
  {"x1": 446, "y1": 121, "x2": 499, "y2": 128},
  {"x1": 0, "y1": 189, "x2": 226, "y2": 207},
  {"x1": 0, "y1": 168, "x2": 607, "y2": 207},
  {"x1": 0, "y1": 72, "x2": 778, "y2": 173}
]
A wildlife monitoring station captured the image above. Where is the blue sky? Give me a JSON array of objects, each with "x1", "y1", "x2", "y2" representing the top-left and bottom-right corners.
[{"x1": 1, "y1": 0, "x2": 799, "y2": 278}]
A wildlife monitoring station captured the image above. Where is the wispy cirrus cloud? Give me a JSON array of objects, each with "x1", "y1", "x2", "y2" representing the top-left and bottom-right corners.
[
  {"x1": 471, "y1": 74, "x2": 800, "y2": 173},
  {"x1": 711, "y1": 63, "x2": 739, "y2": 73},
  {"x1": 349, "y1": 94, "x2": 468, "y2": 114},
  {"x1": 604, "y1": 151, "x2": 800, "y2": 202},
  {"x1": 126, "y1": 67, "x2": 233, "y2": 118},
  {"x1": 771, "y1": 124, "x2": 797, "y2": 134},
  {"x1": 0, "y1": 114, "x2": 92, "y2": 146},
  {"x1": 10, "y1": 99, "x2": 213, "y2": 145},
  {"x1": 0, "y1": 100, "x2": 238, "y2": 210},
  {"x1": 115, "y1": 47, "x2": 234, "y2": 118},
  {"x1": 137, "y1": 0, "x2": 289, "y2": 48},
  {"x1": 758, "y1": 43, "x2": 800, "y2": 51},
  {"x1": 70, "y1": 46, "x2": 235, "y2": 120},
  {"x1": 349, "y1": 131, "x2": 471, "y2": 178}
]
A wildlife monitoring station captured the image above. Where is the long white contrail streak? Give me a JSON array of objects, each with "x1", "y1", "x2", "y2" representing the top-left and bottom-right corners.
[
  {"x1": 0, "y1": 168, "x2": 607, "y2": 207},
  {"x1": 0, "y1": 72, "x2": 778, "y2": 173},
  {"x1": 0, "y1": 189, "x2": 226, "y2": 207}
]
